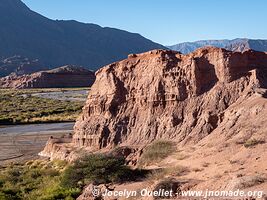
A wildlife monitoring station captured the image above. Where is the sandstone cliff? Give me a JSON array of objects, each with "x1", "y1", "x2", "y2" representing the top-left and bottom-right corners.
[
  {"x1": 0, "y1": 65, "x2": 96, "y2": 88},
  {"x1": 40, "y1": 47, "x2": 267, "y2": 195},
  {"x1": 70, "y1": 47, "x2": 267, "y2": 150}
]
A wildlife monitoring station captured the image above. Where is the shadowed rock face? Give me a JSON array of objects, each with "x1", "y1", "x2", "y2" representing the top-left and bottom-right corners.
[
  {"x1": 72, "y1": 47, "x2": 267, "y2": 150},
  {"x1": 0, "y1": 65, "x2": 96, "y2": 88},
  {"x1": 0, "y1": 0, "x2": 165, "y2": 71},
  {"x1": 0, "y1": 55, "x2": 46, "y2": 77}
]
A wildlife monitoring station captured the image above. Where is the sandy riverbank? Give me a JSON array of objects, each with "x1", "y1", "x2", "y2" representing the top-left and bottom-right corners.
[{"x1": 0, "y1": 122, "x2": 74, "y2": 165}]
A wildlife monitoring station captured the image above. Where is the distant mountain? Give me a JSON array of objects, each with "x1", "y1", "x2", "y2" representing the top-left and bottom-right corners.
[
  {"x1": 0, "y1": 0, "x2": 165, "y2": 72},
  {"x1": 0, "y1": 55, "x2": 46, "y2": 77},
  {"x1": 168, "y1": 39, "x2": 267, "y2": 54}
]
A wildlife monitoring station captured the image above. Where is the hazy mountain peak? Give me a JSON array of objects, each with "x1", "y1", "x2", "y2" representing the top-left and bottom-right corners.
[{"x1": 168, "y1": 38, "x2": 267, "y2": 54}]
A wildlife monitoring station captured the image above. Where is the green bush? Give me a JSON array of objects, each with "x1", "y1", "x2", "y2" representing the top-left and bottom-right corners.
[
  {"x1": 0, "y1": 161, "x2": 81, "y2": 200},
  {"x1": 61, "y1": 154, "x2": 142, "y2": 188},
  {"x1": 139, "y1": 140, "x2": 175, "y2": 166}
]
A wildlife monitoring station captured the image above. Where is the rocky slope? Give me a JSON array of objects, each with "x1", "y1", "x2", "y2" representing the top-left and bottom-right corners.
[
  {"x1": 0, "y1": 65, "x2": 95, "y2": 88},
  {"x1": 0, "y1": 55, "x2": 46, "y2": 77},
  {"x1": 70, "y1": 47, "x2": 267, "y2": 151},
  {"x1": 0, "y1": 0, "x2": 165, "y2": 72},
  {"x1": 168, "y1": 38, "x2": 267, "y2": 54}
]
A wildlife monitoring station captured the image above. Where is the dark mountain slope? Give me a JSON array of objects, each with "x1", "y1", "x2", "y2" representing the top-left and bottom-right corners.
[
  {"x1": 0, "y1": 55, "x2": 46, "y2": 77},
  {"x1": 0, "y1": 0, "x2": 165, "y2": 71}
]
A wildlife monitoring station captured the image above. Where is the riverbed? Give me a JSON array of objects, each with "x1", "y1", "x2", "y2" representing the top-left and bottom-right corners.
[
  {"x1": 0, "y1": 122, "x2": 74, "y2": 165},
  {"x1": 30, "y1": 89, "x2": 89, "y2": 102}
]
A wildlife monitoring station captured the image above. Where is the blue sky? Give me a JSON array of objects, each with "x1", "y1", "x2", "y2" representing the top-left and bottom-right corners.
[{"x1": 22, "y1": 0, "x2": 267, "y2": 45}]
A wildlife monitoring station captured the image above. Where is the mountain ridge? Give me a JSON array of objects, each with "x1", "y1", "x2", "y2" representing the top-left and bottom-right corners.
[
  {"x1": 168, "y1": 38, "x2": 267, "y2": 54},
  {"x1": 0, "y1": 0, "x2": 165, "y2": 71}
]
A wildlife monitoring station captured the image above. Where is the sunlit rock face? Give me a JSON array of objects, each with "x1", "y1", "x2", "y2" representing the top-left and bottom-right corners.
[{"x1": 73, "y1": 47, "x2": 267, "y2": 150}]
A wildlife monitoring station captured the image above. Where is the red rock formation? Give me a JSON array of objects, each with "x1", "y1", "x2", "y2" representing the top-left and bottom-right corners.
[
  {"x1": 71, "y1": 47, "x2": 267, "y2": 150},
  {"x1": 0, "y1": 65, "x2": 96, "y2": 88}
]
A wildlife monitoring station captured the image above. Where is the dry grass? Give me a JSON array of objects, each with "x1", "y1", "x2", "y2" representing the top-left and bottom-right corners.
[
  {"x1": 192, "y1": 168, "x2": 203, "y2": 172},
  {"x1": 147, "y1": 165, "x2": 190, "y2": 182},
  {"x1": 138, "y1": 140, "x2": 175, "y2": 166},
  {"x1": 244, "y1": 138, "x2": 265, "y2": 148},
  {"x1": 165, "y1": 165, "x2": 190, "y2": 176},
  {"x1": 202, "y1": 162, "x2": 210, "y2": 167},
  {"x1": 147, "y1": 169, "x2": 167, "y2": 182},
  {"x1": 176, "y1": 153, "x2": 189, "y2": 160},
  {"x1": 231, "y1": 175, "x2": 266, "y2": 189},
  {"x1": 0, "y1": 88, "x2": 84, "y2": 124}
]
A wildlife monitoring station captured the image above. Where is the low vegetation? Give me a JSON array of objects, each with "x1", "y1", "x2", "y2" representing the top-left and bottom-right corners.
[
  {"x1": 61, "y1": 154, "x2": 146, "y2": 188},
  {"x1": 165, "y1": 165, "x2": 190, "y2": 176},
  {"x1": 243, "y1": 138, "x2": 265, "y2": 148},
  {"x1": 147, "y1": 165, "x2": 189, "y2": 182},
  {"x1": 0, "y1": 160, "x2": 80, "y2": 200},
  {"x1": 0, "y1": 154, "x2": 147, "y2": 200},
  {"x1": 153, "y1": 178, "x2": 180, "y2": 199},
  {"x1": 138, "y1": 140, "x2": 175, "y2": 166},
  {"x1": 0, "y1": 89, "x2": 84, "y2": 125},
  {"x1": 234, "y1": 175, "x2": 266, "y2": 189}
]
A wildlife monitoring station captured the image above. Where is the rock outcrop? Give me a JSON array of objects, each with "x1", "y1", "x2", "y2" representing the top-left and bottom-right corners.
[
  {"x1": 71, "y1": 47, "x2": 267, "y2": 150},
  {"x1": 0, "y1": 65, "x2": 96, "y2": 88},
  {"x1": 0, "y1": 55, "x2": 46, "y2": 77}
]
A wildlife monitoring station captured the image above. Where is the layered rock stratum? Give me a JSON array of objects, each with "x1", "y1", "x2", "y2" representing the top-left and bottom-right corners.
[
  {"x1": 41, "y1": 47, "x2": 267, "y2": 160},
  {"x1": 40, "y1": 47, "x2": 267, "y2": 195},
  {"x1": 70, "y1": 47, "x2": 267, "y2": 150},
  {"x1": 0, "y1": 65, "x2": 95, "y2": 88}
]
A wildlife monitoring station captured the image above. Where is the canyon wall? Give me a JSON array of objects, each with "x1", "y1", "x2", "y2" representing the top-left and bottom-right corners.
[{"x1": 72, "y1": 47, "x2": 267, "y2": 150}]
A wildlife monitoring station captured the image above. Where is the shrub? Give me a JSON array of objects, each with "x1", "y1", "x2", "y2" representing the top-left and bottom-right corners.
[
  {"x1": 61, "y1": 154, "x2": 141, "y2": 188},
  {"x1": 230, "y1": 175, "x2": 266, "y2": 189},
  {"x1": 147, "y1": 165, "x2": 189, "y2": 182},
  {"x1": 153, "y1": 178, "x2": 180, "y2": 199},
  {"x1": 165, "y1": 165, "x2": 190, "y2": 176},
  {"x1": 147, "y1": 169, "x2": 167, "y2": 182},
  {"x1": 0, "y1": 161, "x2": 81, "y2": 200},
  {"x1": 5, "y1": 167, "x2": 22, "y2": 184},
  {"x1": 138, "y1": 140, "x2": 175, "y2": 166},
  {"x1": 244, "y1": 139, "x2": 265, "y2": 148}
]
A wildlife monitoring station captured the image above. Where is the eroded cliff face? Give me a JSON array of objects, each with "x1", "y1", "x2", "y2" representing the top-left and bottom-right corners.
[{"x1": 72, "y1": 47, "x2": 267, "y2": 150}]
